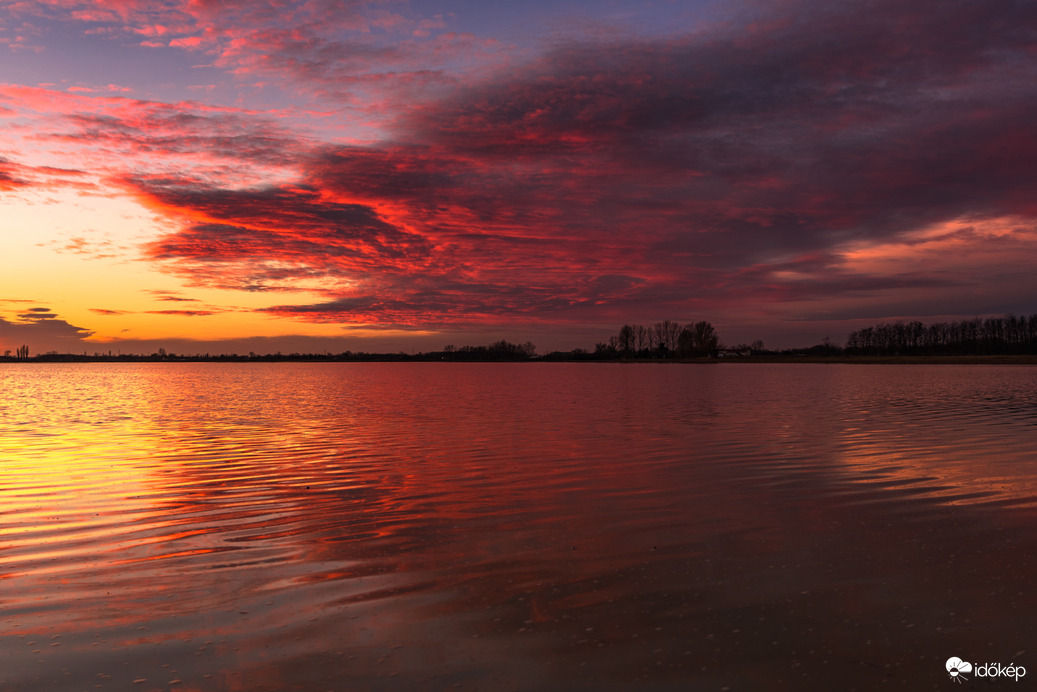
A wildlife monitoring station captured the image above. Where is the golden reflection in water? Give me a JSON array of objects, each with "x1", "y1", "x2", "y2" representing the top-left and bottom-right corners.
[{"x1": 0, "y1": 433, "x2": 155, "y2": 577}]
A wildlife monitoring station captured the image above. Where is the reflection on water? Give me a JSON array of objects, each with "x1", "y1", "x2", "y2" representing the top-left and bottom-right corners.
[{"x1": 2, "y1": 363, "x2": 1037, "y2": 690}]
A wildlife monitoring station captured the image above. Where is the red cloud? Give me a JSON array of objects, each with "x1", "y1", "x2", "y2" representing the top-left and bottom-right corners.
[
  {"x1": 145, "y1": 309, "x2": 217, "y2": 316},
  {"x1": 9, "y1": 0, "x2": 1037, "y2": 340},
  {"x1": 131, "y1": 178, "x2": 438, "y2": 303},
  {"x1": 0, "y1": 157, "x2": 29, "y2": 190},
  {"x1": 0, "y1": 155, "x2": 88, "y2": 191},
  {"x1": 135, "y1": 0, "x2": 1037, "y2": 324}
]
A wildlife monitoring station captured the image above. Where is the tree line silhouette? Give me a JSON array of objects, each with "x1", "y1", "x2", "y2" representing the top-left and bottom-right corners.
[
  {"x1": 1, "y1": 345, "x2": 30, "y2": 360},
  {"x1": 440, "y1": 340, "x2": 538, "y2": 361},
  {"x1": 0, "y1": 340, "x2": 543, "y2": 363},
  {"x1": 0, "y1": 323, "x2": 721, "y2": 363},
  {"x1": 594, "y1": 320, "x2": 720, "y2": 358},
  {"x1": 13, "y1": 313, "x2": 1037, "y2": 362},
  {"x1": 845, "y1": 314, "x2": 1037, "y2": 356}
]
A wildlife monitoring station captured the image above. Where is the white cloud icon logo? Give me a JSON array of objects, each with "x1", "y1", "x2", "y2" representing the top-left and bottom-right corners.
[{"x1": 946, "y1": 657, "x2": 972, "y2": 683}]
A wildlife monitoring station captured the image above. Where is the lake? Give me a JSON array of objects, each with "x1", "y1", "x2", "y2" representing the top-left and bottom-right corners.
[{"x1": 1, "y1": 362, "x2": 1035, "y2": 690}]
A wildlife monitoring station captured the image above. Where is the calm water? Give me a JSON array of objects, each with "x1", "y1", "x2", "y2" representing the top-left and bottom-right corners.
[{"x1": 2, "y1": 363, "x2": 1036, "y2": 690}]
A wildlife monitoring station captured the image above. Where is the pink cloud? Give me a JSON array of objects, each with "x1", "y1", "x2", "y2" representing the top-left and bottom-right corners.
[
  {"x1": 169, "y1": 35, "x2": 202, "y2": 48},
  {"x1": 6, "y1": 0, "x2": 506, "y2": 114},
  {"x1": 134, "y1": 23, "x2": 170, "y2": 37},
  {"x1": 0, "y1": 155, "x2": 90, "y2": 192},
  {"x1": 0, "y1": 84, "x2": 306, "y2": 189}
]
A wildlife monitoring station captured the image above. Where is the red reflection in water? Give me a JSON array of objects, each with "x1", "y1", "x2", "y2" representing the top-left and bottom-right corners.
[{"x1": 1, "y1": 363, "x2": 1037, "y2": 690}]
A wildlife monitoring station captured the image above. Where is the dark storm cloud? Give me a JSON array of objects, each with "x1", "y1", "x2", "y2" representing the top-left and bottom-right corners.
[
  {"x1": 260, "y1": 278, "x2": 599, "y2": 327},
  {"x1": 141, "y1": 0, "x2": 1037, "y2": 331},
  {"x1": 0, "y1": 312, "x2": 94, "y2": 351},
  {"x1": 399, "y1": 0, "x2": 1037, "y2": 242}
]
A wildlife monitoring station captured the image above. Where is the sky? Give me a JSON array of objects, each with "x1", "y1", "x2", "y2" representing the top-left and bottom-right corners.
[{"x1": 2, "y1": 0, "x2": 1037, "y2": 355}]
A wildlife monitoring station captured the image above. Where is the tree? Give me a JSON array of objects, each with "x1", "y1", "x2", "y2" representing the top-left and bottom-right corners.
[
  {"x1": 689, "y1": 321, "x2": 718, "y2": 356},
  {"x1": 845, "y1": 312, "x2": 1037, "y2": 356},
  {"x1": 16, "y1": 345, "x2": 29, "y2": 360},
  {"x1": 677, "y1": 326, "x2": 696, "y2": 356},
  {"x1": 617, "y1": 324, "x2": 636, "y2": 353},
  {"x1": 633, "y1": 324, "x2": 649, "y2": 353},
  {"x1": 653, "y1": 320, "x2": 681, "y2": 353}
]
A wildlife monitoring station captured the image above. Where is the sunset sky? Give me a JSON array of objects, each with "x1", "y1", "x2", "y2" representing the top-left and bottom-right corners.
[{"x1": 3, "y1": 0, "x2": 1037, "y2": 355}]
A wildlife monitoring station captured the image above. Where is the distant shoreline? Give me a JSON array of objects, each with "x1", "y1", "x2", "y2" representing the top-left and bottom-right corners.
[
  {"x1": 717, "y1": 354, "x2": 1037, "y2": 364},
  {"x1": 5, "y1": 354, "x2": 1037, "y2": 364},
  {"x1": 599, "y1": 355, "x2": 1037, "y2": 364}
]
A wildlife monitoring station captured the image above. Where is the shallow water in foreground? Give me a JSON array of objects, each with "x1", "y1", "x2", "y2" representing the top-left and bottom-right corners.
[{"x1": 1, "y1": 362, "x2": 1036, "y2": 690}]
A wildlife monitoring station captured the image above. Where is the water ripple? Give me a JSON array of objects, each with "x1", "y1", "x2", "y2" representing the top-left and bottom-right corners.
[{"x1": 3, "y1": 363, "x2": 1037, "y2": 690}]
